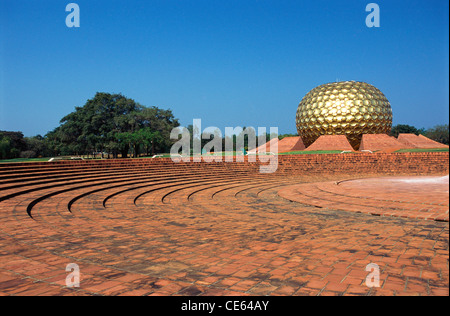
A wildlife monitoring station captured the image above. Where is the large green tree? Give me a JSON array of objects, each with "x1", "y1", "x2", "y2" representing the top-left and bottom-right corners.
[
  {"x1": 425, "y1": 124, "x2": 449, "y2": 145},
  {"x1": 0, "y1": 136, "x2": 11, "y2": 159},
  {"x1": 389, "y1": 124, "x2": 425, "y2": 138},
  {"x1": 0, "y1": 131, "x2": 26, "y2": 159},
  {"x1": 49, "y1": 92, "x2": 179, "y2": 158}
]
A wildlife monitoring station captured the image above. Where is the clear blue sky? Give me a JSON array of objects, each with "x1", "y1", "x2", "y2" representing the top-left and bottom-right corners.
[{"x1": 0, "y1": 0, "x2": 448, "y2": 136}]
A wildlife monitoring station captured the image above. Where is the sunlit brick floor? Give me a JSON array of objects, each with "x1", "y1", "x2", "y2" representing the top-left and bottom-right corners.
[{"x1": 0, "y1": 162, "x2": 448, "y2": 296}]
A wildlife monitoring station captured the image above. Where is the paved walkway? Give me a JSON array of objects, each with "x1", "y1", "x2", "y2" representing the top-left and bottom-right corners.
[
  {"x1": 278, "y1": 175, "x2": 449, "y2": 222},
  {"x1": 0, "y1": 162, "x2": 448, "y2": 296}
]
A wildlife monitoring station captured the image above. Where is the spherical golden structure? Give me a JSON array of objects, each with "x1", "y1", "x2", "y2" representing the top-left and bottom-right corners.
[{"x1": 296, "y1": 81, "x2": 393, "y2": 150}]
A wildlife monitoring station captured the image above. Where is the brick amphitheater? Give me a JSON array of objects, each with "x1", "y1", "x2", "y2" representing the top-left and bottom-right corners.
[{"x1": 0, "y1": 152, "x2": 448, "y2": 296}]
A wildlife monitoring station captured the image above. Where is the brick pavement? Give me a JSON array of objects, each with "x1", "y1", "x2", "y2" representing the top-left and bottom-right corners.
[
  {"x1": 278, "y1": 175, "x2": 449, "y2": 222},
  {"x1": 0, "y1": 155, "x2": 448, "y2": 296}
]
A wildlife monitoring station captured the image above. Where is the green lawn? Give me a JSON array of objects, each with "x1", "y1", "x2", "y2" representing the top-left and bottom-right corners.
[
  {"x1": 139, "y1": 152, "x2": 239, "y2": 158},
  {"x1": 395, "y1": 148, "x2": 449, "y2": 153},
  {"x1": 279, "y1": 150, "x2": 344, "y2": 155},
  {"x1": 141, "y1": 151, "x2": 347, "y2": 158},
  {"x1": 0, "y1": 157, "x2": 51, "y2": 163},
  {"x1": 2, "y1": 147, "x2": 447, "y2": 163},
  {"x1": 0, "y1": 157, "x2": 100, "y2": 163}
]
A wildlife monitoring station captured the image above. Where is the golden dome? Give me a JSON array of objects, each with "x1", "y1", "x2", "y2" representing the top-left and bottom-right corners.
[{"x1": 296, "y1": 81, "x2": 393, "y2": 150}]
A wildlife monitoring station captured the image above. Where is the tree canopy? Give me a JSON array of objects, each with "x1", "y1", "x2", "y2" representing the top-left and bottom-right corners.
[
  {"x1": 389, "y1": 124, "x2": 426, "y2": 138},
  {"x1": 46, "y1": 92, "x2": 179, "y2": 158},
  {"x1": 0, "y1": 131, "x2": 26, "y2": 159},
  {"x1": 425, "y1": 124, "x2": 449, "y2": 145}
]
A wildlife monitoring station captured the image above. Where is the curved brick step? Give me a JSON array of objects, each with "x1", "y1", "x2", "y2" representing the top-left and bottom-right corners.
[
  {"x1": 0, "y1": 163, "x2": 251, "y2": 192},
  {"x1": 2, "y1": 167, "x2": 253, "y2": 218}
]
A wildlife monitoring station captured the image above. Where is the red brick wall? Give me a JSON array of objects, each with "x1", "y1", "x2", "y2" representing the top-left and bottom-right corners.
[
  {"x1": 0, "y1": 152, "x2": 448, "y2": 176},
  {"x1": 274, "y1": 152, "x2": 449, "y2": 176}
]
